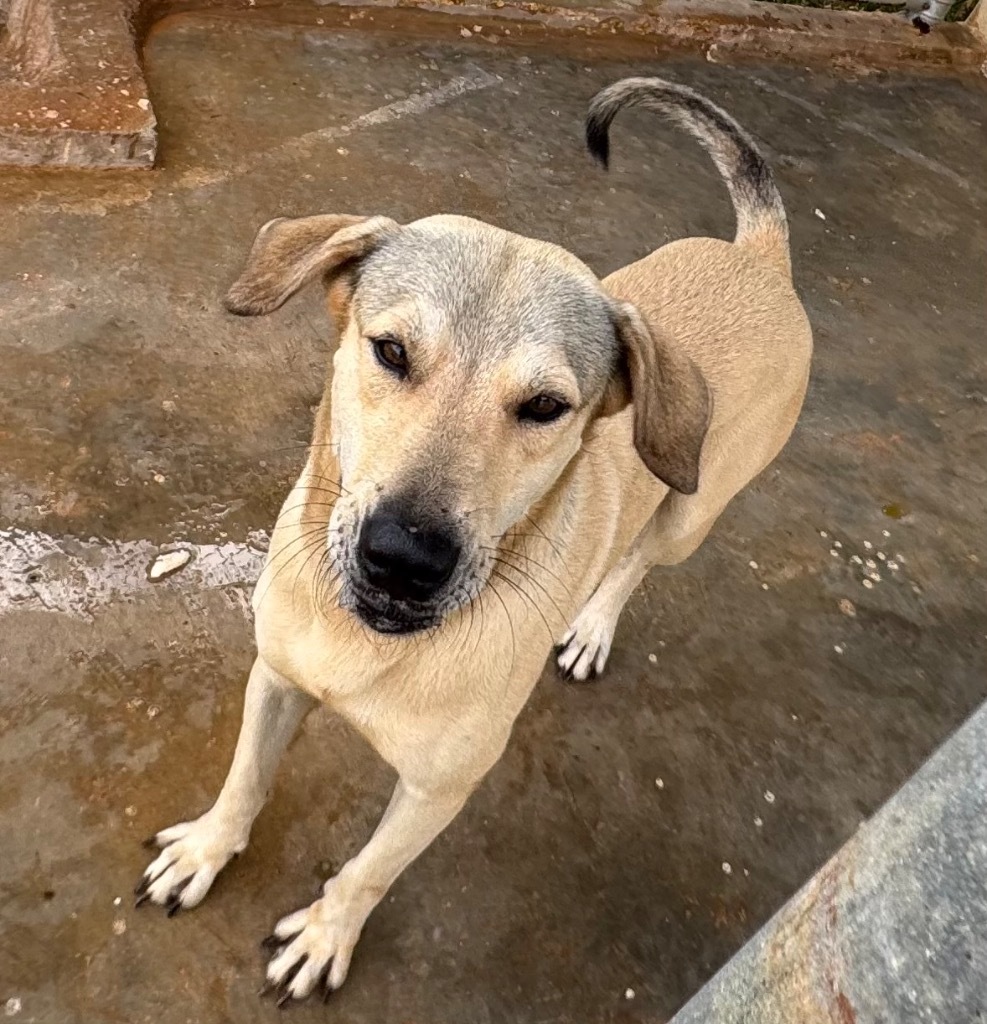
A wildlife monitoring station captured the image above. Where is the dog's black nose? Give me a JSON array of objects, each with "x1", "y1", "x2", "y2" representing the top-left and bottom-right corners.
[{"x1": 357, "y1": 509, "x2": 460, "y2": 601}]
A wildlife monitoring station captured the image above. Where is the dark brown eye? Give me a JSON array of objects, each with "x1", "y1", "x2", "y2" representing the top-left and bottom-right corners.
[
  {"x1": 371, "y1": 336, "x2": 408, "y2": 377},
  {"x1": 518, "y1": 394, "x2": 569, "y2": 424}
]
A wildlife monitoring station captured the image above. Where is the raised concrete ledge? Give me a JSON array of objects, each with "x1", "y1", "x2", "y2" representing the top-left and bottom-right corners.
[{"x1": 1, "y1": 0, "x2": 984, "y2": 169}]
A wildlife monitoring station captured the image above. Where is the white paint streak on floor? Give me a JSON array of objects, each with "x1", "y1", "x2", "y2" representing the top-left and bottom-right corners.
[
  {"x1": 0, "y1": 528, "x2": 269, "y2": 620},
  {"x1": 196, "y1": 66, "x2": 502, "y2": 190}
]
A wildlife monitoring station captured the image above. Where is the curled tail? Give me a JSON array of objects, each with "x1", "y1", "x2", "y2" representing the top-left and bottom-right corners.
[{"x1": 586, "y1": 77, "x2": 791, "y2": 277}]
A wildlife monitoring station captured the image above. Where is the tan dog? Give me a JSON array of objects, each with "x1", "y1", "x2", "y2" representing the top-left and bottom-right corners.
[{"x1": 136, "y1": 77, "x2": 811, "y2": 1003}]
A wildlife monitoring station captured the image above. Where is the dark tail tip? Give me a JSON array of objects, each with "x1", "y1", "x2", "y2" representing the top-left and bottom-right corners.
[{"x1": 585, "y1": 109, "x2": 611, "y2": 170}]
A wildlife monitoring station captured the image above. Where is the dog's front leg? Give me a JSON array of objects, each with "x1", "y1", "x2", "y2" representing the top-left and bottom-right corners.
[
  {"x1": 262, "y1": 777, "x2": 470, "y2": 1003},
  {"x1": 136, "y1": 656, "x2": 317, "y2": 914}
]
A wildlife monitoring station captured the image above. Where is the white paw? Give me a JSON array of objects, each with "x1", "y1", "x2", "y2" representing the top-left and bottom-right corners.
[
  {"x1": 135, "y1": 813, "x2": 247, "y2": 915},
  {"x1": 555, "y1": 603, "x2": 619, "y2": 681},
  {"x1": 261, "y1": 877, "x2": 374, "y2": 1005}
]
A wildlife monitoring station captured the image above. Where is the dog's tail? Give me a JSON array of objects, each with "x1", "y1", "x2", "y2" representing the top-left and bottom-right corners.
[{"x1": 586, "y1": 77, "x2": 791, "y2": 278}]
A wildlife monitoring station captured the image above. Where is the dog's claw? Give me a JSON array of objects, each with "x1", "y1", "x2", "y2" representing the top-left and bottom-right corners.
[
  {"x1": 164, "y1": 873, "x2": 195, "y2": 917},
  {"x1": 134, "y1": 891, "x2": 152, "y2": 909},
  {"x1": 134, "y1": 875, "x2": 150, "y2": 898}
]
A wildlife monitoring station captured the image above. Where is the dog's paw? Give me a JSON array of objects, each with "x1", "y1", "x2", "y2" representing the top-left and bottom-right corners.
[
  {"x1": 555, "y1": 604, "x2": 618, "y2": 682},
  {"x1": 135, "y1": 813, "x2": 247, "y2": 915},
  {"x1": 261, "y1": 879, "x2": 374, "y2": 1005}
]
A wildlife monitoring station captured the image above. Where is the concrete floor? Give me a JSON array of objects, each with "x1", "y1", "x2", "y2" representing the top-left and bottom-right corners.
[{"x1": 1, "y1": 13, "x2": 986, "y2": 1023}]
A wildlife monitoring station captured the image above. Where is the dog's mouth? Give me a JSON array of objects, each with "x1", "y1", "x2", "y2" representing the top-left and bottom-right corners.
[{"x1": 348, "y1": 586, "x2": 442, "y2": 636}]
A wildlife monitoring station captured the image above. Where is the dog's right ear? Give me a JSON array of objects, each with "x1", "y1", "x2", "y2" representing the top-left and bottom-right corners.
[{"x1": 224, "y1": 214, "x2": 399, "y2": 316}]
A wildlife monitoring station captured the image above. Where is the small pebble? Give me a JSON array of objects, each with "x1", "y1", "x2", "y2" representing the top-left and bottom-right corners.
[
  {"x1": 125, "y1": 805, "x2": 137, "y2": 817},
  {"x1": 862, "y1": 579, "x2": 874, "y2": 589},
  {"x1": 888, "y1": 561, "x2": 899, "y2": 571},
  {"x1": 869, "y1": 572, "x2": 881, "y2": 582},
  {"x1": 830, "y1": 549, "x2": 839, "y2": 557},
  {"x1": 113, "y1": 919, "x2": 127, "y2": 936},
  {"x1": 834, "y1": 644, "x2": 844, "y2": 654},
  {"x1": 153, "y1": 472, "x2": 166, "y2": 484},
  {"x1": 147, "y1": 705, "x2": 161, "y2": 719},
  {"x1": 882, "y1": 529, "x2": 891, "y2": 538},
  {"x1": 819, "y1": 530, "x2": 828, "y2": 538},
  {"x1": 877, "y1": 552, "x2": 887, "y2": 561},
  {"x1": 839, "y1": 599, "x2": 856, "y2": 616},
  {"x1": 761, "y1": 583, "x2": 769, "y2": 590},
  {"x1": 655, "y1": 778, "x2": 664, "y2": 789},
  {"x1": 647, "y1": 653, "x2": 657, "y2": 664},
  {"x1": 4, "y1": 998, "x2": 21, "y2": 1017},
  {"x1": 743, "y1": 868, "x2": 750, "y2": 877},
  {"x1": 834, "y1": 541, "x2": 842, "y2": 549},
  {"x1": 764, "y1": 790, "x2": 775, "y2": 803},
  {"x1": 754, "y1": 816, "x2": 763, "y2": 827},
  {"x1": 748, "y1": 560, "x2": 758, "y2": 569},
  {"x1": 113, "y1": 897, "x2": 122, "y2": 906},
  {"x1": 148, "y1": 549, "x2": 191, "y2": 580},
  {"x1": 460, "y1": 26, "x2": 472, "y2": 36},
  {"x1": 624, "y1": 989, "x2": 636, "y2": 1001},
  {"x1": 161, "y1": 400, "x2": 176, "y2": 412},
  {"x1": 863, "y1": 541, "x2": 873, "y2": 550},
  {"x1": 722, "y1": 862, "x2": 732, "y2": 875},
  {"x1": 814, "y1": 208, "x2": 826, "y2": 220},
  {"x1": 865, "y1": 559, "x2": 877, "y2": 569},
  {"x1": 850, "y1": 555, "x2": 863, "y2": 565}
]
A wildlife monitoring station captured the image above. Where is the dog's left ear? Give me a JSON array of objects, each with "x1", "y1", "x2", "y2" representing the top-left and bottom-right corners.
[
  {"x1": 224, "y1": 214, "x2": 399, "y2": 316},
  {"x1": 602, "y1": 301, "x2": 711, "y2": 495}
]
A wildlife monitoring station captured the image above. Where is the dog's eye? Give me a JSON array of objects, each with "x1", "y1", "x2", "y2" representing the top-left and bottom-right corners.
[
  {"x1": 518, "y1": 394, "x2": 569, "y2": 424},
  {"x1": 371, "y1": 336, "x2": 408, "y2": 377}
]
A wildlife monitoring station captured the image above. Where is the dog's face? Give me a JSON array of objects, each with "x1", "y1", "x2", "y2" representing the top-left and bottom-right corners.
[{"x1": 227, "y1": 214, "x2": 709, "y2": 634}]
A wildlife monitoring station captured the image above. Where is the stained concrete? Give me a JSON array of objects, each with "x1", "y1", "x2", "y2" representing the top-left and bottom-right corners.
[{"x1": 0, "y1": 14, "x2": 985, "y2": 1024}]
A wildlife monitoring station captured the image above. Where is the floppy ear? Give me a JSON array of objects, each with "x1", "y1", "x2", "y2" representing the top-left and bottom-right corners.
[
  {"x1": 224, "y1": 214, "x2": 399, "y2": 316},
  {"x1": 604, "y1": 301, "x2": 711, "y2": 495}
]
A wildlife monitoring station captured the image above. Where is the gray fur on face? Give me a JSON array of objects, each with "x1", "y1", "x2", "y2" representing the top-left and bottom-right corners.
[{"x1": 352, "y1": 215, "x2": 619, "y2": 402}]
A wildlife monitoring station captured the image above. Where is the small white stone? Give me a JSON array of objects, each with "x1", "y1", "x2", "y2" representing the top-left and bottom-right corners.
[
  {"x1": 148, "y1": 549, "x2": 191, "y2": 580},
  {"x1": 764, "y1": 790, "x2": 775, "y2": 803},
  {"x1": 877, "y1": 552, "x2": 886, "y2": 561},
  {"x1": 655, "y1": 778, "x2": 664, "y2": 789},
  {"x1": 888, "y1": 561, "x2": 899, "y2": 571},
  {"x1": 814, "y1": 208, "x2": 826, "y2": 220},
  {"x1": 460, "y1": 26, "x2": 472, "y2": 36},
  {"x1": 869, "y1": 572, "x2": 881, "y2": 582},
  {"x1": 865, "y1": 559, "x2": 877, "y2": 569},
  {"x1": 4, "y1": 1000, "x2": 21, "y2": 1018},
  {"x1": 863, "y1": 541, "x2": 873, "y2": 550},
  {"x1": 112, "y1": 919, "x2": 127, "y2": 936},
  {"x1": 648, "y1": 653, "x2": 658, "y2": 664},
  {"x1": 834, "y1": 541, "x2": 842, "y2": 549},
  {"x1": 862, "y1": 579, "x2": 874, "y2": 589},
  {"x1": 336, "y1": 147, "x2": 349, "y2": 156},
  {"x1": 113, "y1": 897, "x2": 122, "y2": 906},
  {"x1": 834, "y1": 645, "x2": 844, "y2": 654},
  {"x1": 153, "y1": 472, "x2": 166, "y2": 483},
  {"x1": 761, "y1": 583, "x2": 769, "y2": 590},
  {"x1": 850, "y1": 555, "x2": 863, "y2": 565},
  {"x1": 830, "y1": 549, "x2": 839, "y2": 557},
  {"x1": 624, "y1": 988, "x2": 636, "y2": 1001},
  {"x1": 819, "y1": 530, "x2": 828, "y2": 538},
  {"x1": 722, "y1": 862, "x2": 732, "y2": 875},
  {"x1": 748, "y1": 560, "x2": 758, "y2": 569},
  {"x1": 882, "y1": 529, "x2": 891, "y2": 537},
  {"x1": 754, "y1": 816, "x2": 763, "y2": 827},
  {"x1": 743, "y1": 868, "x2": 750, "y2": 877}
]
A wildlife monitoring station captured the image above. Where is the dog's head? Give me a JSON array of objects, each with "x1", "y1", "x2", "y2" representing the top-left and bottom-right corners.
[{"x1": 227, "y1": 214, "x2": 709, "y2": 634}]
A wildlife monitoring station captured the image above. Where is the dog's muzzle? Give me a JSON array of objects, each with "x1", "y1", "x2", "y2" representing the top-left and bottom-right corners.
[{"x1": 351, "y1": 503, "x2": 462, "y2": 634}]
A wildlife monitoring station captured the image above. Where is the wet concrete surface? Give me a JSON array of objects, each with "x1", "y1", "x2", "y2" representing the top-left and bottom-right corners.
[{"x1": 1, "y1": 14, "x2": 986, "y2": 1023}]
